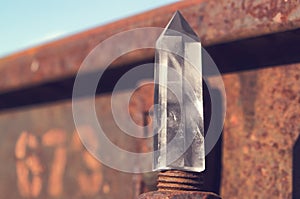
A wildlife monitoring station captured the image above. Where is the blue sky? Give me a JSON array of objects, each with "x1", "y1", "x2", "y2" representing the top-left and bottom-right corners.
[{"x1": 0, "y1": 1, "x2": 177, "y2": 57}]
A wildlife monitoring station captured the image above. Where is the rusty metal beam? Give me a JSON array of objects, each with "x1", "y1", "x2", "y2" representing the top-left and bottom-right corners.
[{"x1": 1, "y1": 0, "x2": 300, "y2": 94}]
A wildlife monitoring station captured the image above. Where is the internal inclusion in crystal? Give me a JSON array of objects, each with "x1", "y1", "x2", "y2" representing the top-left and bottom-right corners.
[{"x1": 153, "y1": 11, "x2": 204, "y2": 173}]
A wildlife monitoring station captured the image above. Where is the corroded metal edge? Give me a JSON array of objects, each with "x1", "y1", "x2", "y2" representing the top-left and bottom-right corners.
[
  {"x1": 138, "y1": 191, "x2": 221, "y2": 199},
  {"x1": 1, "y1": 0, "x2": 300, "y2": 93}
]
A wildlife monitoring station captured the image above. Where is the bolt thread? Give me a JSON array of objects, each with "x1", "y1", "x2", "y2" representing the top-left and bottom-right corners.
[{"x1": 157, "y1": 170, "x2": 204, "y2": 191}]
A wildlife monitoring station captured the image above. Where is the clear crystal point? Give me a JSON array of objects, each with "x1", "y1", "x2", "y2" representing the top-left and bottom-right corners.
[{"x1": 153, "y1": 11, "x2": 204, "y2": 172}]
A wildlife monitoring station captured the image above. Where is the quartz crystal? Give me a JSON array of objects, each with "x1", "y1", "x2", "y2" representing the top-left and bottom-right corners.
[{"x1": 153, "y1": 11, "x2": 204, "y2": 172}]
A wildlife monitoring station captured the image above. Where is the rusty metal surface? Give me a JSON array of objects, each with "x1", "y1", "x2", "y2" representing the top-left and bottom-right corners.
[
  {"x1": 221, "y1": 63, "x2": 300, "y2": 198},
  {"x1": 138, "y1": 191, "x2": 221, "y2": 199},
  {"x1": 0, "y1": 1, "x2": 299, "y2": 198},
  {"x1": 1, "y1": 0, "x2": 300, "y2": 93},
  {"x1": 131, "y1": 63, "x2": 300, "y2": 198},
  {"x1": 0, "y1": 93, "x2": 142, "y2": 199}
]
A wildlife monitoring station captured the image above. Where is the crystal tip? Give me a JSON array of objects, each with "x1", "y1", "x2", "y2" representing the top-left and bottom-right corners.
[{"x1": 163, "y1": 11, "x2": 199, "y2": 42}]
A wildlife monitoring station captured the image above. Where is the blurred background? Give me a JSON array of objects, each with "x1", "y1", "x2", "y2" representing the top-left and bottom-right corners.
[{"x1": 0, "y1": 1, "x2": 300, "y2": 199}]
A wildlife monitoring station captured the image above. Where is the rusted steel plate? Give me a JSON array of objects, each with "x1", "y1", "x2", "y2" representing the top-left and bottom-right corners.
[
  {"x1": 1, "y1": 0, "x2": 300, "y2": 93},
  {"x1": 0, "y1": 93, "x2": 144, "y2": 199},
  {"x1": 0, "y1": 42, "x2": 299, "y2": 199},
  {"x1": 138, "y1": 191, "x2": 221, "y2": 199},
  {"x1": 221, "y1": 63, "x2": 300, "y2": 198}
]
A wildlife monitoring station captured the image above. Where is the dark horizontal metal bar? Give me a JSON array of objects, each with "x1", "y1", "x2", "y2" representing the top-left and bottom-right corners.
[
  {"x1": 207, "y1": 28, "x2": 300, "y2": 74},
  {"x1": 0, "y1": 28, "x2": 300, "y2": 111}
]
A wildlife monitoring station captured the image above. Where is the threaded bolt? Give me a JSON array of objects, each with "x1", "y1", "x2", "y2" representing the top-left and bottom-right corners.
[{"x1": 157, "y1": 170, "x2": 204, "y2": 192}]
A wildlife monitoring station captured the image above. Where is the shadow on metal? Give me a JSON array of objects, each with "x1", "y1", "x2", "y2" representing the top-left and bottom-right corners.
[{"x1": 202, "y1": 84, "x2": 222, "y2": 194}]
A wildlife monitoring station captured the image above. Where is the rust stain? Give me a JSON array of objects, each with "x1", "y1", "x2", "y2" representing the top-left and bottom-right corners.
[
  {"x1": 47, "y1": 146, "x2": 67, "y2": 197},
  {"x1": 73, "y1": 126, "x2": 103, "y2": 196},
  {"x1": 15, "y1": 131, "x2": 44, "y2": 198},
  {"x1": 102, "y1": 183, "x2": 110, "y2": 194},
  {"x1": 42, "y1": 129, "x2": 66, "y2": 146},
  {"x1": 71, "y1": 130, "x2": 83, "y2": 151},
  {"x1": 15, "y1": 131, "x2": 29, "y2": 159},
  {"x1": 238, "y1": 72, "x2": 258, "y2": 137},
  {"x1": 242, "y1": 0, "x2": 298, "y2": 20}
]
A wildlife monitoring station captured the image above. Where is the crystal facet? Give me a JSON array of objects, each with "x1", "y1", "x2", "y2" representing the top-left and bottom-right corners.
[{"x1": 153, "y1": 11, "x2": 204, "y2": 172}]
